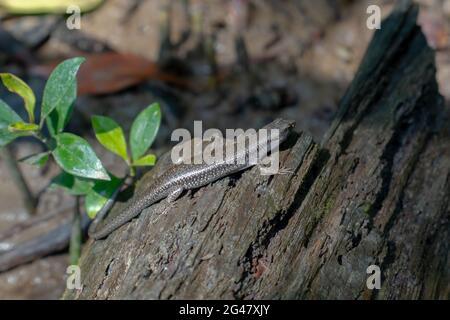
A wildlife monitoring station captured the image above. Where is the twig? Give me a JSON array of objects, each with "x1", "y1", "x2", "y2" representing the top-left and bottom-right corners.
[
  {"x1": 87, "y1": 176, "x2": 132, "y2": 239},
  {"x1": 0, "y1": 146, "x2": 37, "y2": 215},
  {"x1": 69, "y1": 197, "x2": 82, "y2": 266}
]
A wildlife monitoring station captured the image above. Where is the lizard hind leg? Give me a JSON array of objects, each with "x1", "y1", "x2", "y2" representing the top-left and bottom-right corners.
[
  {"x1": 151, "y1": 187, "x2": 184, "y2": 224},
  {"x1": 167, "y1": 186, "x2": 184, "y2": 203}
]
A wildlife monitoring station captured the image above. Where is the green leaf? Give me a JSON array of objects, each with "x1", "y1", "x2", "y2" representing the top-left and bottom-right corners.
[
  {"x1": 42, "y1": 57, "x2": 85, "y2": 135},
  {"x1": 130, "y1": 103, "x2": 161, "y2": 161},
  {"x1": 8, "y1": 122, "x2": 39, "y2": 132},
  {"x1": 52, "y1": 133, "x2": 110, "y2": 181},
  {"x1": 0, "y1": 129, "x2": 15, "y2": 147},
  {"x1": 0, "y1": 98, "x2": 22, "y2": 126},
  {"x1": 91, "y1": 115, "x2": 128, "y2": 162},
  {"x1": 133, "y1": 154, "x2": 156, "y2": 167},
  {"x1": 19, "y1": 152, "x2": 50, "y2": 167},
  {"x1": 0, "y1": 73, "x2": 36, "y2": 123},
  {"x1": 50, "y1": 171, "x2": 94, "y2": 196},
  {"x1": 85, "y1": 174, "x2": 122, "y2": 219},
  {"x1": 0, "y1": 129, "x2": 22, "y2": 148},
  {"x1": 0, "y1": 99, "x2": 23, "y2": 148}
]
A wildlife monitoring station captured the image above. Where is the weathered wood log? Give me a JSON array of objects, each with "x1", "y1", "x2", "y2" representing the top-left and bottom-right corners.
[
  {"x1": 64, "y1": 1, "x2": 449, "y2": 299},
  {"x1": 0, "y1": 206, "x2": 90, "y2": 273}
]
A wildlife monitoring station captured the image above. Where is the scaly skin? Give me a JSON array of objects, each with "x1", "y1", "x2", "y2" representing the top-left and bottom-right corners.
[{"x1": 89, "y1": 118, "x2": 295, "y2": 240}]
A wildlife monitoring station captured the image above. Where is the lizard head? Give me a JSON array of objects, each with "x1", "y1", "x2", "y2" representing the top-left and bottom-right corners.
[{"x1": 262, "y1": 118, "x2": 296, "y2": 145}]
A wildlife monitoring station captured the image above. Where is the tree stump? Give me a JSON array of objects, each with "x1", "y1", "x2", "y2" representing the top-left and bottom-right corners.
[{"x1": 64, "y1": 1, "x2": 449, "y2": 299}]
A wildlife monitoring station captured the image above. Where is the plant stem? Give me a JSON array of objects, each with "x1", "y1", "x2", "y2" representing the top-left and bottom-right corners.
[
  {"x1": 129, "y1": 165, "x2": 136, "y2": 177},
  {"x1": 69, "y1": 197, "x2": 82, "y2": 266},
  {"x1": 32, "y1": 131, "x2": 53, "y2": 150},
  {"x1": 0, "y1": 146, "x2": 37, "y2": 215}
]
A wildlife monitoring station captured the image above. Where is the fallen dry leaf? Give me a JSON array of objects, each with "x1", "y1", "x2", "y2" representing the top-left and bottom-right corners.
[{"x1": 31, "y1": 52, "x2": 191, "y2": 95}]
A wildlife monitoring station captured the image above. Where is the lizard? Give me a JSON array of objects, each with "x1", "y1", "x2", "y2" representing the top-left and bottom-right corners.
[{"x1": 88, "y1": 118, "x2": 295, "y2": 240}]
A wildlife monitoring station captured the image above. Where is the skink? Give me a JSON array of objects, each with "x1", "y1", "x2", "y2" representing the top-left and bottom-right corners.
[{"x1": 89, "y1": 118, "x2": 295, "y2": 240}]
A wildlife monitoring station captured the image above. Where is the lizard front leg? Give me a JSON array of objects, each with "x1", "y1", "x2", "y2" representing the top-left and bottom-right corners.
[{"x1": 258, "y1": 156, "x2": 293, "y2": 176}]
